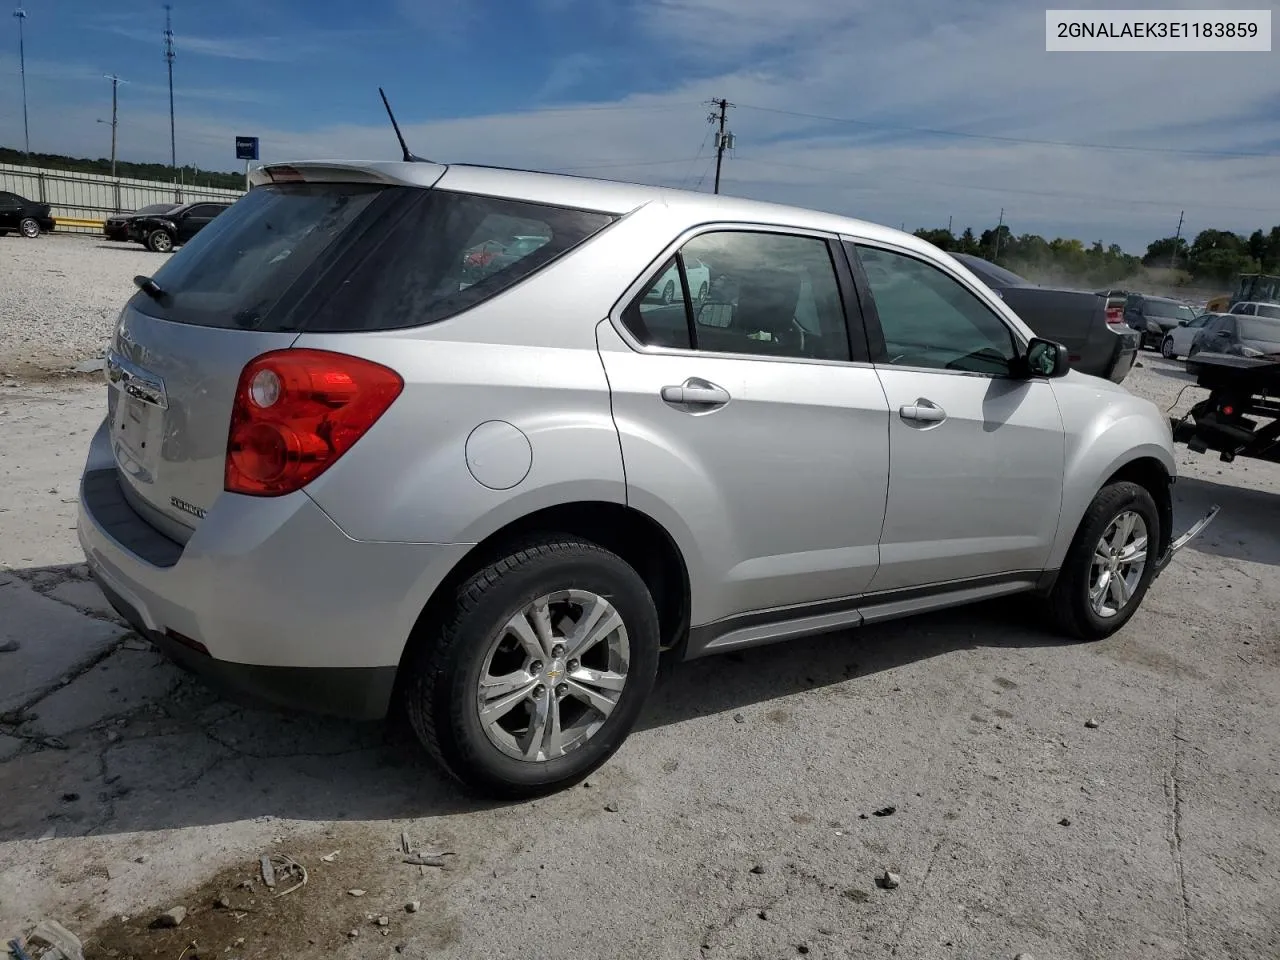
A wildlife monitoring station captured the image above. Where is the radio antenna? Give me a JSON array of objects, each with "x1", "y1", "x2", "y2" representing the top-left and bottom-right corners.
[{"x1": 378, "y1": 87, "x2": 427, "y2": 162}]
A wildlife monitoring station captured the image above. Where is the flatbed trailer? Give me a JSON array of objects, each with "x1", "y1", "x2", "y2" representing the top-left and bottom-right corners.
[{"x1": 1172, "y1": 352, "x2": 1280, "y2": 464}]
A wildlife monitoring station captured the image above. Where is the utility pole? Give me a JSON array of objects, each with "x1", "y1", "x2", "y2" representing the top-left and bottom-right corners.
[
  {"x1": 1172, "y1": 209, "x2": 1185, "y2": 269},
  {"x1": 708, "y1": 98, "x2": 734, "y2": 194},
  {"x1": 164, "y1": 4, "x2": 176, "y2": 176},
  {"x1": 99, "y1": 74, "x2": 126, "y2": 179},
  {"x1": 992, "y1": 207, "x2": 1005, "y2": 260},
  {"x1": 947, "y1": 215, "x2": 952, "y2": 234},
  {"x1": 13, "y1": 7, "x2": 29, "y2": 161}
]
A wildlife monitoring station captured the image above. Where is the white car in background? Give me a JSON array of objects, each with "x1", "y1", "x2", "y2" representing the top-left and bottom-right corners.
[
  {"x1": 1161, "y1": 312, "x2": 1219, "y2": 359},
  {"x1": 1228, "y1": 301, "x2": 1280, "y2": 319},
  {"x1": 653, "y1": 256, "x2": 710, "y2": 304}
]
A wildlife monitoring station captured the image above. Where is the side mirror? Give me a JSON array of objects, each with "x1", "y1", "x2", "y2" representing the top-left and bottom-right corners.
[
  {"x1": 1023, "y1": 338, "x2": 1069, "y2": 378},
  {"x1": 1178, "y1": 319, "x2": 1188, "y2": 326}
]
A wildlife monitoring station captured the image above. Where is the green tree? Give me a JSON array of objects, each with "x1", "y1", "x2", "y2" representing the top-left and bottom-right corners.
[{"x1": 913, "y1": 227, "x2": 956, "y2": 251}]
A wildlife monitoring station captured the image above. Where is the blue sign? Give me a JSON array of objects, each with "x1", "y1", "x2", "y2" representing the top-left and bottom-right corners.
[{"x1": 235, "y1": 136, "x2": 259, "y2": 161}]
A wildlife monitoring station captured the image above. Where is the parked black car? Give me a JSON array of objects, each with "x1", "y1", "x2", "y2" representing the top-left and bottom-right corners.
[
  {"x1": 1122, "y1": 294, "x2": 1197, "y2": 350},
  {"x1": 951, "y1": 253, "x2": 1139, "y2": 383},
  {"x1": 128, "y1": 201, "x2": 231, "y2": 252},
  {"x1": 1187, "y1": 312, "x2": 1280, "y2": 375},
  {"x1": 104, "y1": 203, "x2": 181, "y2": 242},
  {"x1": 0, "y1": 190, "x2": 55, "y2": 238}
]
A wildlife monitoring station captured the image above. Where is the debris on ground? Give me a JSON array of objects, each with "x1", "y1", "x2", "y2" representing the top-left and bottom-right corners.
[
  {"x1": 1015, "y1": 954, "x2": 1036, "y2": 960},
  {"x1": 376, "y1": 916, "x2": 390, "y2": 927},
  {"x1": 0, "y1": 640, "x2": 20, "y2": 653},
  {"x1": 8, "y1": 937, "x2": 34, "y2": 960},
  {"x1": 259, "y1": 856, "x2": 276, "y2": 889},
  {"x1": 403, "y1": 853, "x2": 453, "y2": 867},
  {"x1": 1058, "y1": 818, "x2": 1072, "y2": 827},
  {"x1": 320, "y1": 850, "x2": 340, "y2": 862},
  {"x1": 876, "y1": 870, "x2": 901, "y2": 890},
  {"x1": 37, "y1": 828, "x2": 56, "y2": 843},
  {"x1": 749, "y1": 864, "x2": 766, "y2": 874},
  {"x1": 604, "y1": 802, "x2": 620, "y2": 813},
  {"x1": 148, "y1": 906, "x2": 186, "y2": 929},
  {"x1": 872, "y1": 806, "x2": 896, "y2": 817},
  {"x1": 21, "y1": 919, "x2": 85, "y2": 960},
  {"x1": 843, "y1": 888, "x2": 871, "y2": 903},
  {"x1": 405, "y1": 901, "x2": 421, "y2": 914},
  {"x1": 1085, "y1": 718, "x2": 1100, "y2": 729},
  {"x1": 733, "y1": 713, "x2": 745, "y2": 723}
]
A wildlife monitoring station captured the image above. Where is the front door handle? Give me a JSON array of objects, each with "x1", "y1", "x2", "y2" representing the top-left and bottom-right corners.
[
  {"x1": 899, "y1": 398, "x2": 946, "y2": 424},
  {"x1": 661, "y1": 379, "x2": 730, "y2": 407}
]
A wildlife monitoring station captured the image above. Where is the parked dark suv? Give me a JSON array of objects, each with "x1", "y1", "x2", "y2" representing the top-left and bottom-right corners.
[
  {"x1": 0, "y1": 190, "x2": 55, "y2": 238},
  {"x1": 1123, "y1": 294, "x2": 1197, "y2": 350},
  {"x1": 129, "y1": 201, "x2": 231, "y2": 252}
]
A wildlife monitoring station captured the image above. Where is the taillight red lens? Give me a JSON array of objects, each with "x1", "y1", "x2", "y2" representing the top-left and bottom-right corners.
[
  {"x1": 1105, "y1": 305, "x2": 1124, "y2": 324},
  {"x1": 225, "y1": 349, "x2": 403, "y2": 496}
]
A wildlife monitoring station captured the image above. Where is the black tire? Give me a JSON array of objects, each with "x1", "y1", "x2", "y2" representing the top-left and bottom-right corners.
[
  {"x1": 1044, "y1": 481, "x2": 1160, "y2": 642},
  {"x1": 661, "y1": 280, "x2": 675, "y2": 305},
  {"x1": 146, "y1": 229, "x2": 174, "y2": 253},
  {"x1": 404, "y1": 537, "x2": 660, "y2": 799},
  {"x1": 19, "y1": 217, "x2": 40, "y2": 239},
  {"x1": 1160, "y1": 336, "x2": 1176, "y2": 359}
]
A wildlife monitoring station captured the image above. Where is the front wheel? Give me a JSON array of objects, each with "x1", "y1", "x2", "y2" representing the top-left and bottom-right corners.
[
  {"x1": 403, "y1": 537, "x2": 660, "y2": 799},
  {"x1": 19, "y1": 217, "x2": 40, "y2": 238},
  {"x1": 1043, "y1": 481, "x2": 1159, "y2": 641},
  {"x1": 1160, "y1": 336, "x2": 1176, "y2": 359},
  {"x1": 146, "y1": 229, "x2": 174, "y2": 253}
]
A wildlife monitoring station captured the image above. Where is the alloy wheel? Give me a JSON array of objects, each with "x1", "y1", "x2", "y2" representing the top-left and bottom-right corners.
[
  {"x1": 1088, "y1": 510, "x2": 1148, "y2": 618},
  {"x1": 476, "y1": 590, "x2": 630, "y2": 762}
]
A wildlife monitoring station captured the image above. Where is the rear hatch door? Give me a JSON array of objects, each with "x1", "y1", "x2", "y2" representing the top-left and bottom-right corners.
[{"x1": 105, "y1": 177, "x2": 412, "y2": 540}]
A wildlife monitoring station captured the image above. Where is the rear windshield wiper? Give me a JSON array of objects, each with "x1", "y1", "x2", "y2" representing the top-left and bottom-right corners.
[{"x1": 133, "y1": 275, "x2": 167, "y2": 302}]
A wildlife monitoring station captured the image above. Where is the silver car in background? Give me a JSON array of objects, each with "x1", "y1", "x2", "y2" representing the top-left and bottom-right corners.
[{"x1": 78, "y1": 160, "x2": 1216, "y2": 797}]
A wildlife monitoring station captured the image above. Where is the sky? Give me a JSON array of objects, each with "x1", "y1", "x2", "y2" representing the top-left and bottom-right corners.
[{"x1": 1, "y1": 0, "x2": 1277, "y2": 252}]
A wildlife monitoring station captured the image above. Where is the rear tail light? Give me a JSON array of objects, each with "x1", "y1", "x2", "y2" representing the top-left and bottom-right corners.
[
  {"x1": 225, "y1": 349, "x2": 403, "y2": 496},
  {"x1": 1105, "y1": 305, "x2": 1124, "y2": 324}
]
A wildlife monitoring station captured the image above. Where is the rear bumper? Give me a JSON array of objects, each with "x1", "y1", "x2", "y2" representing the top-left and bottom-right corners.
[
  {"x1": 94, "y1": 574, "x2": 396, "y2": 720},
  {"x1": 77, "y1": 417, "x2": 473, "y2": 719}
]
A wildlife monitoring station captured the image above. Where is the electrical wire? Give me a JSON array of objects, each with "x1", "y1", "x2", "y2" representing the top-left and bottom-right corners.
[
  {"x1": 731, "y1": 156, "x2": 1278, "y2": 213},
  {"x1": 551, "y1": 156, "x2": 708, "y2": 172},
  {"x1": 734, "y1": 103, "x2": 1280, "y2": 160}
]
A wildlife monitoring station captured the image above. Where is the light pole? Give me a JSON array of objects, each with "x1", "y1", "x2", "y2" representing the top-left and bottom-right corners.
[
  {"x1": 13, "y1": 7, "x2": 29, "y2": 161},
  {"x1": 98, "y1": 74, "x2": 126, "y2": 179}
]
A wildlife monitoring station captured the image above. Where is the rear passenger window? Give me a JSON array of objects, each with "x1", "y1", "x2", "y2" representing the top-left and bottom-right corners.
[
  {"x1": 622, "y1": 231, "x2": 851, "y2": 361},
  {"x1": 303, "y1": 190, "x2": 613, "y2": 332}
]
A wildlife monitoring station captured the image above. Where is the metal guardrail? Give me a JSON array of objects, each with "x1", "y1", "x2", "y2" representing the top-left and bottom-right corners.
[{"x1": 0, "y1": 162, "x2": 243, "y2": 234}]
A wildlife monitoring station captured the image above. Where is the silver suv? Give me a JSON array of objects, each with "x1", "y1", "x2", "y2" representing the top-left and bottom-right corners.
[{"x1": 78, "y1": 160, "x2": 1216, "y2": 797}]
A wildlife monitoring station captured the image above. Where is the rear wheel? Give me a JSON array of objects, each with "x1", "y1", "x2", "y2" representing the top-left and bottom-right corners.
[
  {"x1": 1044, "y1": 481, "x2": 1159, "y2": 641},
  {"x1": 19, "y1": 217, "x2": 40, "y2": 239},
  {"x1": 146, "y1": 229, "x2": 174, "y2": 253},
  {"x1": 1160, "y1": 336, "x2": 1176, "y2": 359},
  {"x1": 403, "y1": 537, "x2": 660, "y2": 799},
  {"x1": 661, "y1": 280, "x2": 675, "y2": 305}
]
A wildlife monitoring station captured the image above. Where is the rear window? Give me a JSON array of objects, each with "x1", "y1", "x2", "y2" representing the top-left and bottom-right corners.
[
  {"x1": 300, "y1": 190, "x2": 614, "y2": 332},
  {"x1": 136, "y1": 183, "x2": 384, "y2": 329},
  {"x1": 1144, "y1": 300, "x2": 1194, "y2": 320}
]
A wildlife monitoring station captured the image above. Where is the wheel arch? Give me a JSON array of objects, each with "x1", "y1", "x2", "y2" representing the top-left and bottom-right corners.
[{"x1": 393, "y1": 500, "x2": 692, "y2": 694}]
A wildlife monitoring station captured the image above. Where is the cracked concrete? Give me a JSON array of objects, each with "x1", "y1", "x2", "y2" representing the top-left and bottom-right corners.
[{"x1": 1, "y1": 361, "x2": 1279, "y2": 959}]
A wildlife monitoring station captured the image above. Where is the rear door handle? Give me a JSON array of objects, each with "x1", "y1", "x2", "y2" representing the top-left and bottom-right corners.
[
  {"x1": 661, "y1": 379, "x2": 730, "y2": 407},
  {"x1": 899, "y1": 398, "x2": 946, "y2": 424}
]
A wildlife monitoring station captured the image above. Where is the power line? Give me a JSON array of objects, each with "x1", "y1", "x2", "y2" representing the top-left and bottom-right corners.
[
  {"x1": 730, "y1": 156, "x2": 1278, "y2": 213},
  {"x1": 734, "y1": 102, "x2": 1280, "y2": 160},
  {"x1": 551, "y1": 156, "x2": 707, "y2": 172},
  {"x1": 679, "y1": 124, "x2": 714, "y2": 189}
]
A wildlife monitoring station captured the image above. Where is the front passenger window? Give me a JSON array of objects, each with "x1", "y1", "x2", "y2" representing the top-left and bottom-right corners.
[{"x1": 855, "y1": 245, "x2": 1019, "y2": 376}]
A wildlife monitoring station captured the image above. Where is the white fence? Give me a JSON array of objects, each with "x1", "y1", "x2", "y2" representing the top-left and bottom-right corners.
[{"x1": 0, "y1": 163, "x2": 244, "y2": 234}]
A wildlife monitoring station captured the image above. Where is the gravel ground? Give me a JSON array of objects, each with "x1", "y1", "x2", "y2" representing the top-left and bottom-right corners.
[
  {"x1": 0, "y1": 265, "x2": 1277, "y2": 959},
  {"x1": 0, "y1": 234, "x2": 169, "y2": 378}
]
